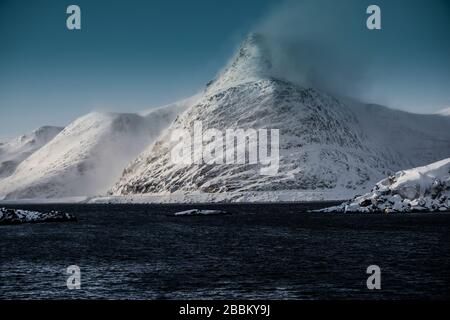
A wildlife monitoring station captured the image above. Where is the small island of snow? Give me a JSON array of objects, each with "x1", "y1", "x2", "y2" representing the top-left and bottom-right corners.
[{"x1": 171, "y1": 209, "x2": 230, "y2": 216}]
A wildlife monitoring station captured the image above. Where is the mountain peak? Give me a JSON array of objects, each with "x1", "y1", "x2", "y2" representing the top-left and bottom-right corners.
[
  {"x1": 206, "y1": 33, "x2": 273, "y2": 93},
  {"x1": 239, "y1": 32, "x2": 270, "y2": 56}
]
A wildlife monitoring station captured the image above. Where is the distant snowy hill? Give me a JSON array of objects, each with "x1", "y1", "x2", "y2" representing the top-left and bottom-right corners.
[
  {"x1": 0, "y1": 126, "x2": 62, "y2": 179},
  {"x1": 318, "y1": 158, "x2": 450, "y2": 213},
  {"x1": 110, "y1": 33, "x2": 450, "y2": 200},
  {"x1": 436, "y1": 107, "x2": 450, "y2": 116},
  {"x1": 0, "y1": 100, "x2": 193, "y2": 200}
]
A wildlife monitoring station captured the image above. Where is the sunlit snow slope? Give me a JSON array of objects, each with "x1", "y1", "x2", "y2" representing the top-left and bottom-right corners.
[
  {"x1": 0, "y1": 126, "x2": 63, "y2": 179},
  {"x1": 0, "y1": 101, "x2": 191, "y2": 200}
]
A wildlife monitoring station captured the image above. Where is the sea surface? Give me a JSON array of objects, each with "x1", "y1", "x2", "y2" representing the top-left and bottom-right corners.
[{"x1": 0, "y1": 203, "x2": 449, "y2": 300}]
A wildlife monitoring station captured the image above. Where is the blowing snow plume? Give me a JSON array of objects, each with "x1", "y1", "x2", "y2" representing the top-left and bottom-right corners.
[
  {"x1": 252, "y1": 0, "x2": 373, "y2": 99},
  {"x1": 252, "y1": 0, "x2": 450, "y2": 109}
]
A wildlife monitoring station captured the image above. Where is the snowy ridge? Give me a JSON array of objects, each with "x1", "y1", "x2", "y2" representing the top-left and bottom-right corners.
[
  {"x1": 0, "y1": 100, "x2": 191, "y2": 200},
  {"x1": 0, "y1": 126, "x2": 63, "y2": 179},
  {"x1": 140, "y1": 94, "x2": 201, "y2": 117},
  {"x1": 317, "y1": 158, "x2": 450, "y2": 213},
  {"x1": 110, "y1": 34, "x2": 450, "y2": 200}
]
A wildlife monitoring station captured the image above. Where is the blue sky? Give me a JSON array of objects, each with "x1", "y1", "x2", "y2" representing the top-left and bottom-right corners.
[{"x1": 0, "y1": 0, "x2": 449, "y2": 139}]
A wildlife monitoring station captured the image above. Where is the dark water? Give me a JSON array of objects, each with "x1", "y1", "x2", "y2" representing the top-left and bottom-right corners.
[{"x1": 0, "y1": 203, "x2": 449, "y2": 300}]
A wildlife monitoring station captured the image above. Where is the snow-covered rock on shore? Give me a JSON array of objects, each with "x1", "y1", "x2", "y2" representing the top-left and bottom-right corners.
[
  {"x1": 317, "y1": 158, "x2": 450, "y2": 213},
  {"x1": 171, "y1": 209, "x2": 230, "y2": 216},
  {"x1": 0, "y1": 207, "x2": 76, "y2": 224}
]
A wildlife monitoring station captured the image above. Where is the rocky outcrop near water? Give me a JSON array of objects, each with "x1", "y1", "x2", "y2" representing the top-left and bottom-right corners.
[
  {"x1": 0, "y1": 207, "x2": 76, "y2": 225},
  {"x1": 317, "y1": 158, "x2": 450, "y2": 213}
]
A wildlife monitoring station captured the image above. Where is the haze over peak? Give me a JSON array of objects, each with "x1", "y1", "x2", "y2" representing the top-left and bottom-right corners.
[
  {"x1": 206, "y1": 33, "x2": 274, "y2": 93},
  {"x1": 208, "y1": 31, "x2": 369, "y2": 101}
]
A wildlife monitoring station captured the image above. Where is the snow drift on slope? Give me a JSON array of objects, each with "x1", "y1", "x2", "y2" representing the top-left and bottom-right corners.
[
  {"x1": 318, "y1": 158, "x2": 450, "y2": 213},
  {"x1": 0, "y1": 126, "x2": 63, "y2": 179},
  {"x1": 110, "y1": 33, "x2": 450, "y2": 199},
  {"x1": 0, "y1": 101, "x2": 192, "y2": 200}
]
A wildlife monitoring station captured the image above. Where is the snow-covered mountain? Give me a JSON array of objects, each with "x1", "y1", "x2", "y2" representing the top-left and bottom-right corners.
[
  {"x1": 318, "y1": 158, "x2": 450, "y2": 213},
  {"x1": 0, "y1": 126, "x2": 63, "y2": 179},
  {"x1": 1, "y1": 33, "x2": 449, "y2": 202},
  {"x1": 109, "y1": 33, "x2": 450, "y2": 200},
  {"x1": 0, "y1": 100, "x2": 192, "y2": 200}
]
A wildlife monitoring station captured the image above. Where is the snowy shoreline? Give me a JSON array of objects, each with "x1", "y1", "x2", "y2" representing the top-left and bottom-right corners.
[
  {"x1": 1, "y1": 157, "x2": 449, "y2": 215},
  {"x1": 0, "y1": 190, "x2": 352, "y2": 205}
]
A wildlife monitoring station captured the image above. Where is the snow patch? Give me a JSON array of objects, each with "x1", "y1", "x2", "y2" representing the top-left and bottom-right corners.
[{"x1": 171, "y1": 209, "x2": 229, "y2": 216}]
